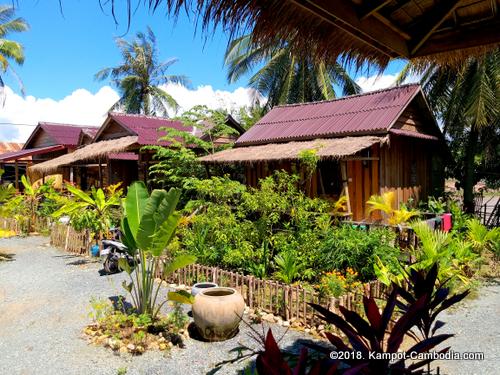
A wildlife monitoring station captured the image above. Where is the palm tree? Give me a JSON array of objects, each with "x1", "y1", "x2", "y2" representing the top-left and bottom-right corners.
[
  {"x1": 224, "y1": 35, "x2": 361, "y2": 111},
  {"x1": 95, "y1": 27, "x2": 189, "y2": 116},
  {"x1": 0, "y1": 5, "x2": 28, "y2": 95},
  {"x1": 398, "y1": 50, "x2": 499, "y2": 213}
]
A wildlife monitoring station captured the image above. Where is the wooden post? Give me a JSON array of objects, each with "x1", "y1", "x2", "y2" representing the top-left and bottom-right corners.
[
  {"x1": 14, "y1": 160, "x2": 19, "y2": 191},
  {"x1": 341, "y1": 161, "x2": 352, "y2": 216},
  {"x1": 98, "y1": 157, "x2": 103, "y2": 188}
]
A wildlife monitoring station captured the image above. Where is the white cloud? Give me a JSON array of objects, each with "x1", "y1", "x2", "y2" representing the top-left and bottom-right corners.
[
  {"x1": 355, "y1": 72, "x2": 420, "y2": 93},
  {"x1": 161, "y1": 83, "x2": 264, "y2": 116},
  {"x1": 0, "y1": 84, "x2": 261, "y2": 142},
  {"x1": 0, "y1": 86, "x2": 119, "y2": 142}
]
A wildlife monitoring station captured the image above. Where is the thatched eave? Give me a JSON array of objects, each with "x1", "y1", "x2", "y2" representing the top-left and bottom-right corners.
[
  {"x1": 199, "y1": 136, "x2": 386, "y2": 164},
  {"x1": 29, "y1": 136, "x2": 138, "y2": 174}
]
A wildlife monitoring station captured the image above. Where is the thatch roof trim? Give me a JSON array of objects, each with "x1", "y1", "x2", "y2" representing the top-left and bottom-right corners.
[
  {"x1": 199, "y1": 136, "x2": 385, "y2": 164},
  {"x1": 29, "y1": 136, "x2": 138, "y2": 174}
]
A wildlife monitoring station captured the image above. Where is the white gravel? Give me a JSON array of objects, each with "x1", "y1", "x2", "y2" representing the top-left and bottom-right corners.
[
  {"x1": 435, "y1": 281, "x2": 500, "y2": 375},
  {"x1": 0, "y1": 236, "x2": 315, "y2": 375}
]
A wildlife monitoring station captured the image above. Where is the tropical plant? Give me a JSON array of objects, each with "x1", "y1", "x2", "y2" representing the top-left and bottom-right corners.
[
  {"x1": 52, "y1": 183, "x2": 123, "y2": 243},
  {"x1": 0, "y1": 169, "x2": 15, "y2": 203},
  {"x1": 466, "y1": 218, "x2": 500, "y2": 253},
  {"x1": 366, "y1": 191, "x2": 420, "y2": 225},
  {"x1": 0, "y1": 4, "x2": 28, "y2": 97},
  {"x1": 398, "y1": 50, "x2": 500, "y2": 213},
  {"x1": 318, "y1": 268, "x2": 361, "y2": 298},
  {"x1": 146, "y1": 106, "x2": 240, "y2": 193},
  {"x1": 224, "y1": 34, "x2": 360, "y2": 111},
  {"x1": 118, "y1": 181, "x2": 196, "y2": 319},
  {"x1": 256, "y1": 264, "x2": 465, "y2": 374},
  {"x1": 319, "y1": 225, "x2": 400, "y2": 281},
  {"x1": 274, "y1": 251, "x2": 306, "y2": 284},
  {"x1": 376, "y1": 220, "x2": 481, "y2": 288},
  {"x1": 95, "y1": 27, "x2": 189, "y2": 116}
]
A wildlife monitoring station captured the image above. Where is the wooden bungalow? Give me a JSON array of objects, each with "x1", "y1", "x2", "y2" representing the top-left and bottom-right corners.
[
  {"x1": 29, "y1": 112, "x2": 244, "y2": 188},
  {"x1": 200, "y1": 84, "x2": 446, "y2": 221},
  {"x1": 0, "y1": 122, "x2": 99, "y2": 190}
]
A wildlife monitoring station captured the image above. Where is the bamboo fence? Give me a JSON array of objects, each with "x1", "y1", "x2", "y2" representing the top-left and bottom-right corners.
[
  {"x1": 50, "y1": 222, "x2": 91, "y2": 256},
  {"x1": 44, "y1": 222, "x2": 392, "y2": 324},
  {"x1": 0, "y1": 217, "x2": 19, "y2": 232},
  {"x1": 159, "y1": 261, "x2": 389, "y2": 325}
]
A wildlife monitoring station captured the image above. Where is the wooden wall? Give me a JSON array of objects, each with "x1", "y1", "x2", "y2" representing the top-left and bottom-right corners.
[
  {"x1": 346, "y1": 145, "x2": 380, "y2": 221},
  {"x1": 379, "y1": 135, "x2": 443, "y2": 210}
]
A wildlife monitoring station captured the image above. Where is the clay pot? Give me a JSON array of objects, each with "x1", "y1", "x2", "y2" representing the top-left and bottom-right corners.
[
  {"x1": 191, "y1": 282, "x2": 218, "y2": 296},
  {"x1": 192, "y1": 287, "x2": 245, "y2": 341}
]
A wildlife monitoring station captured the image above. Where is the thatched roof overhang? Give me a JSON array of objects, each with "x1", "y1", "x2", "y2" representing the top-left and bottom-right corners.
[
  {"x1": 141, "y1": 0, "x2": 500, "y2": 67},
  {"x1": 29, "y1": 136, "x2": 138, "y2": 174},
  {"x1": 199, "y1": 136, "x2": 385, "y2": 164}
]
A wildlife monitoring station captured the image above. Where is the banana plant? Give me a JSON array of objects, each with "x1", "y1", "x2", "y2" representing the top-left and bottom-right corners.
[
  {"x1": 119, "y1": 181, "x2": 196, "y2": 319},
  {"x1": 52, "y1": 183, "x2": 122, "y2": 244}
]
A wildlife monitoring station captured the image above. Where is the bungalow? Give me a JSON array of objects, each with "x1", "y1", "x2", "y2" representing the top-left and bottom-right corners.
[
  {"x1": 30, "y1": 112, "x2": 244, "y2": 188},
  {"x1": 200, "y1": 84, "x2": 446, "y2": 221},
  {"x1": 0, "y1": 122, "x2": 99, "y2": 189}
]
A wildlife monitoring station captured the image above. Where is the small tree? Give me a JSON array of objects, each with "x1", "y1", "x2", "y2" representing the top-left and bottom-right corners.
[{"x1": 119, "y1": 181, "x2": 195, "y2": 319}]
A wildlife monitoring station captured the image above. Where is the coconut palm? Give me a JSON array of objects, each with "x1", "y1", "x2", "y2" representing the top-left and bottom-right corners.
[
  {"x1": 398, "y1": 50, "x2": 499, "y2": 212},
  {"x1": 0, "y1": 5, "x2": 28, "y2": 95},
  {"x1": 224, "y1": 34, "x2": 361, "y2": 111},
  {"x1": 95, "y1": 27, "x2": 189, "y2": 116}
]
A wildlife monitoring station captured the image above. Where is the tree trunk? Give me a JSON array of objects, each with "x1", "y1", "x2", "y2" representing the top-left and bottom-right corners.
[{"x1": 462, "y1": 127, "x2": 479, "y2": 214}]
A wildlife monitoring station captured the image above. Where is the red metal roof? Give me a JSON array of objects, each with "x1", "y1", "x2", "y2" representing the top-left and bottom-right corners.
[
  {"x1": 108, "y1": 113, "x2": 193, "y2": 146},
  {"x1": 236, "y1": 84, "x2": 422, "y2": 146},
  {"x1": 0, "y1": 145, "x2": 66, "y2": 162},
  {"x1": 36, "y1": 123, "x2": 99, "y2": 147}
]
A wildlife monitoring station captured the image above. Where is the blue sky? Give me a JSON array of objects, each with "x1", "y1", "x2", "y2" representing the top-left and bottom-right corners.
[{"x1": 5, "y1": 1, "x2": 406, "y2": 99}]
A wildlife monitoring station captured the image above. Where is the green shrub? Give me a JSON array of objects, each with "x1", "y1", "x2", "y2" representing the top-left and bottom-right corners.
[{"x1": 319, "y1": 225, "x2": 401, "y2": 281}]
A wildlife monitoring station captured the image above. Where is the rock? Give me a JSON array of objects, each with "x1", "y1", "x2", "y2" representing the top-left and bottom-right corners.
[
  {"x1": 136, "y1": 345, "x2": 145, "y2": 354},
  {"x1": 119, "y1": 346, "x2": 128, "y2": 355},
  {"x1": 158, "y1": 337, "x2": 166, "y2": 343},
  {"x1": 304, "y1": 328, "x2": 311, "y2": 333},
  {"x1": 168, "y1": 342, "x2": 174, "y2": 348},
  {"x1": 282, "y1": 321, "x2": 290, "y2": 327},
  {"x1": 159, "y1": 343, "x2": 167, "y2": 351},
  {"x1": 261, "y1": 313, "x2": 275, "y2": 323},
  {"x1": 318, "y1": 325, "x2": 325, "y2": 331},
  {"x1": 149, "y1": 342, "x2": 159, "y2": 351},
  {"x1": 109, "y1": 339, "x2": 121, "y2": 350},
  {"x1": 127, "y1": 343, "x2": 136, "y2": 351}
]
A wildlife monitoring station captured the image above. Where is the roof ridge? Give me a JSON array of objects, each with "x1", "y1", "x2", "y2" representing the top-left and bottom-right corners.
[
  {"x1": 39, "y1": 122, "x2": 99, "y2": 128},
  {"x1": 274, "y1": 83, "x2": 420, "y2": 109}
]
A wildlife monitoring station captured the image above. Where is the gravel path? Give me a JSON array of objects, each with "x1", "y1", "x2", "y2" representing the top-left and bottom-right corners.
[
  {"x1": 0, "y1": 236, "x2": 313, "y2": 375},
  {"x1": 435, "y1": 281, "x2": 500, "y2": 375}
]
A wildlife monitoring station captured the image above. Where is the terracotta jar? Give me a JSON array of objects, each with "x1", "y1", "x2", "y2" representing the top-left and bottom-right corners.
[
  {"x1": 192, "y1": 287, "x2": 245, "y2": 341},
  {"x1": 191, "y1": 282, "x2": 218, "y2": 296}
]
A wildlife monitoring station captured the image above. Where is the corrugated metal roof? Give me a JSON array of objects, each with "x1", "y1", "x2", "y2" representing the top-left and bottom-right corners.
[
  {"x1": 236, "y1": 84, "x2": 421, "y2": 146},
  {"x1": 0, "y1": 142, "x2": 23, "y2": 154},
  {"x1": 109, "y1": 113, "x2": 193, "y2": 145},
  {"x1": 37, "y1": 123, "x2": 99, "y2": 147}
]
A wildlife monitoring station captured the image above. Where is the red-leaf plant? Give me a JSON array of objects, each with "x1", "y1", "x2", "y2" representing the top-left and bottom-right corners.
[{"x1": 255, "y1": 263, "x2": 467, "y2": 374}]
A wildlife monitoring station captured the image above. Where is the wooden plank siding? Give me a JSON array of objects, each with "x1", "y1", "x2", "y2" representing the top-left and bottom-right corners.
[{"x1": 379, "y1": 135, "x2": 438, "y2": 210}]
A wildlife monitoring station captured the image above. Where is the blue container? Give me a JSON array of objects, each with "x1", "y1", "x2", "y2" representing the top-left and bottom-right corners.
[{"x1": 91, "y1": 244, "x2": 100, "y2": 257}]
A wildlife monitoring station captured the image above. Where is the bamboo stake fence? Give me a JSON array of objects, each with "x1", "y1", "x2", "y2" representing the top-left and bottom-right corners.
[{"x1": 42, "y1": 221, "x2": 392, "y2": 324}]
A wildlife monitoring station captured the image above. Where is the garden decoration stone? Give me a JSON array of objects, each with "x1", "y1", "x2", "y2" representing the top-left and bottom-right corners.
[
  {"x1": 191, "y1": 282, "x2": 218, "y2": 296},
  {"x1": 192, "y1": 287, "x2": 245, "y2": 341}
]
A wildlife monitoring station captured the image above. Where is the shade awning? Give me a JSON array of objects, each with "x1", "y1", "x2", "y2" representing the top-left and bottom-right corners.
[
  {"x1": 29, "y1": 136, "x2": 139, "y2": 174},
  {"x1": 0, "y1": 145, "x2": 66, "y2": 162},
  {"x1": 199, "y1": 136, "x2": 386, "y2": 164}
]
